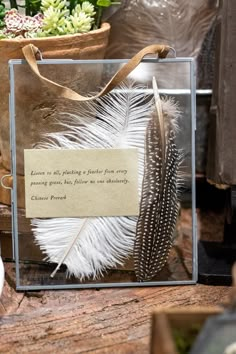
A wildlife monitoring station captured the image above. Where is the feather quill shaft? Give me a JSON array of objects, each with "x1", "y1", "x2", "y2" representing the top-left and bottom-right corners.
[
  {"x1": 152, "y1": 76, "x2": 166, "y2": 162},
  {"x1": 134, "y1": 77, "x2": 180, "y2": 281},
  {"x1": 50, "y1": 218, "x2": 87, "y2": 278}
]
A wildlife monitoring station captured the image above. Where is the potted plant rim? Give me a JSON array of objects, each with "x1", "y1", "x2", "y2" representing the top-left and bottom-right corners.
[{"x1": 0, "y1": 0, "x2": 118, "y2": 206}]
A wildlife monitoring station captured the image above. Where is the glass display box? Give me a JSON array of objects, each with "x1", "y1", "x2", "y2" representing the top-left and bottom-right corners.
[{"x1": 8, "y1": 57, "x2": 197, "y2": 290}]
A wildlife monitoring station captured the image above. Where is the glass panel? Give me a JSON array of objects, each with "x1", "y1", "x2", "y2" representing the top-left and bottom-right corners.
[
  {"x1": 105, "y1": 0, "x2": 218, "y2": 89},
  {"x1": 10, "y1": 58, "x2": 196, "y2": 289}
]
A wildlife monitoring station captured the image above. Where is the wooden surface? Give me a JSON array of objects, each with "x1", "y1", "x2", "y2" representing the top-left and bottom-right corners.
[
  {"x1": 0, "y1": 264, "x2": 232, "y2": 354},
  {"x1": 0, "y1": 185, "x2": 230, "y2": 353}
]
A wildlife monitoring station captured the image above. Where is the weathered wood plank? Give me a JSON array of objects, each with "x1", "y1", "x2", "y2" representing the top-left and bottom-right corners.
[
  {"x1": 0, "y1": 200, "x2": 228, "y2": 354},
  {"x1": 0, "y1": 278, "x2": 231, "y2": 354}
]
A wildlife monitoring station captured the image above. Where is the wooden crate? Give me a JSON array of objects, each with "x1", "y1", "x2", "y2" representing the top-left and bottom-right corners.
[
  {"x1": 151, "y1": 307, "x2": 222, "y2": 354},
  {"x1": 207, "y1": 0, "x2": 236, "y2": 185}
]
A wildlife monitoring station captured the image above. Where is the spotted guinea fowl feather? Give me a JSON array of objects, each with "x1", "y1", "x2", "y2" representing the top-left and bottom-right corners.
[{"x1": 134, "y1": 77, "x2": 181, "y2": 282}]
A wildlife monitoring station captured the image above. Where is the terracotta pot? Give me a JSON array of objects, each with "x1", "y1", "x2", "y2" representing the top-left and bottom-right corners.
[{"x1": 0, "y1": 23, "x2": 110, "y2": 206}]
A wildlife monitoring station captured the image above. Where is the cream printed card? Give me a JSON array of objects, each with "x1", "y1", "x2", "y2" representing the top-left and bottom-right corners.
[{"x1": 24, "y1": 148, "x2": 139, "y2": 218}]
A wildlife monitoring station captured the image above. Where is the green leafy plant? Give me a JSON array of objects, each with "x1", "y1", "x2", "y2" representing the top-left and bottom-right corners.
[
  {"x1": 0, "y1": 1, "x2": 6, "y2": 27},
  {"x1": 25, "y1": 0, "x2": 42, "y2": 16},
  {"x1": 172, "y1": 325, "x2": 202, "y2": 354}
]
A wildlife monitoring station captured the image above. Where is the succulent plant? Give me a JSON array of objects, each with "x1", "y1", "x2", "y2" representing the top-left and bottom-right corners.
[
  {"x1": 0, "y1": 8, "x2": 43, "y2": 38},
  {"x1": 41, "y1": 0, "x2": 67, "y2": 12},
  {"x1": 0, "y1": 0, "x2": 120, "y2": 38},
  {"x1": 38, "y1": 0, "x2": 96, "y2": 36}
]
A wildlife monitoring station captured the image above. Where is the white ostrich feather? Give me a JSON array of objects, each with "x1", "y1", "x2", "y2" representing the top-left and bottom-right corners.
[
  {"x1": 0, "y1": 256, "x2": 4, "y2": 297},
  {"x1": 32, "y1": 82, "x2": 156, "y2": 280}
]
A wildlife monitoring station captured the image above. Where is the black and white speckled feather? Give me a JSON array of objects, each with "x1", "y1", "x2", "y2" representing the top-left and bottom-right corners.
[{"x1": 134, "y1": 77, "x2": 181, "y2": 282}]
